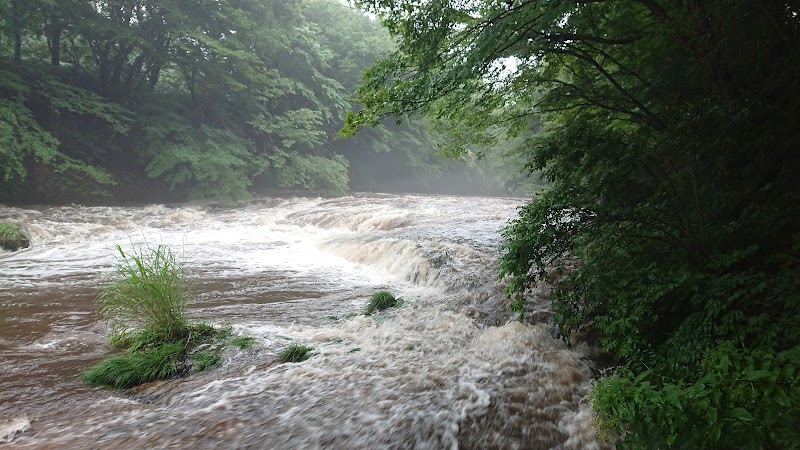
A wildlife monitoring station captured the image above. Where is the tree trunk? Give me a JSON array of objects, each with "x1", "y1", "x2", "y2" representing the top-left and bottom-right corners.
[
  {"x1": 46, "y1": 21, "x2": 63, "y2": 67},
  {"x1": 11, "y1": 0, "x2": 22, "y2": 65}
]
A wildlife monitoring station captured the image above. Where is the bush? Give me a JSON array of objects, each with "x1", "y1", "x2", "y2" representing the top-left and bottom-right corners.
[
  {"x1": 277, "y1": 344, "x2": 314, "y2": 363},
  {"x1": 98, "y1": 244, "x2": 190, "y2": 341},
  {"x1": 364, "y1": 290, "x2": 399, "y2": 315}
]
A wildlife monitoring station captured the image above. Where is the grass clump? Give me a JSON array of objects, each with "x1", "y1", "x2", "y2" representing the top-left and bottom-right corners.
[
  {"x1": 230, "y1": 335, "x2": 256, "y2": 350},
  {"x1": 99, "y1": 244, "x2": 190, "y2": 341},
  {"x1": 83, "y1": 342, "x2": 183, "y2": 388},
  {"x1": 364, "y1": 290, "x2": 400, "y2": 315},
  {"x1": 85, "y1": 244, "x2": 256, "y2": 389},
  {"x1": 277, "y1": 344, "x2": 314, "y2": 363},
  {"x1": 190, "y1": 350, "x2": 221, "y2": 372},
  {"x1": 0, "y1": 223, "x2": 30, "y2": 251}
]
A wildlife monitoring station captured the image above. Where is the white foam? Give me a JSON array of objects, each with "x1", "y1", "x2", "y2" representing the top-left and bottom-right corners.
[
  {"x1": 0, "y1": 194, "x2": 605, "y2": 449},
  {"x1": 0, "y1": 416, "x2": 31, "y2": 444}
]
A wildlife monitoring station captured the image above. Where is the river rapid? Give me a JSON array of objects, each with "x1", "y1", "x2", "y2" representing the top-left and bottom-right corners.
[{"x1": 0, "y1": 194, "x2": 604, "y2": 449}]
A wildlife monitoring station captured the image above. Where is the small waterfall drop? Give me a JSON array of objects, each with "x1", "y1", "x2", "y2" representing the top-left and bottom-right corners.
[{"x1": 0, "y1": 194, "x2": 605, "y2": 449}]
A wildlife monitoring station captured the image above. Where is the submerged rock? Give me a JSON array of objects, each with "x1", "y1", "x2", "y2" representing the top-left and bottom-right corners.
[{"x1": 0, "y1": 223, "x2": 30, "y2": 251}]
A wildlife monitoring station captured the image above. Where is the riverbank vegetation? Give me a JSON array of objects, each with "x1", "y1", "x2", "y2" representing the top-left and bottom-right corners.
[
  {"x1": 0, "y1": 0, "x2": 537, "y2": 205},
  {"x1": 84, "y1": 244, "x2": 253, "y2": 388},
  {"x1": 344, "y1": 1, "x2": 800, "y2": 447}
]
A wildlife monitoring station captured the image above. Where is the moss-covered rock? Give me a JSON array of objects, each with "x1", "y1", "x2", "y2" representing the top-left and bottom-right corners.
[{"x1": 0, "y1": 223, "x2": 30, "y2": 251}]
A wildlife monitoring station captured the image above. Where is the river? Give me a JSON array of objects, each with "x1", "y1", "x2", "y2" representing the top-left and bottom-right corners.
[{"x1": 0, "y1": 194, "x2": 604, "y2": 449}]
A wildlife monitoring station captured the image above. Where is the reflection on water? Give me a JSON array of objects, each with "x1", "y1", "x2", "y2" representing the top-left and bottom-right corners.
[{"x1": 0, "y1": 194, "x2": 605, "y2": 449}]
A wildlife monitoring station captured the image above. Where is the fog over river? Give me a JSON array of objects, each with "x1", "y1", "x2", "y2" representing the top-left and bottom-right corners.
[{"x1": 0, "y1": 194, "x2": 604, "y2": 449}]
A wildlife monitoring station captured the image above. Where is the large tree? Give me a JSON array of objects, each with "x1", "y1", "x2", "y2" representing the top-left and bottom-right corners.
[
  {"x1": 1, "y1": 0, "x2": 460, "y2": 203},
  {"x1": 344, "y1": 0, "x2": 800, "y2": 447}
]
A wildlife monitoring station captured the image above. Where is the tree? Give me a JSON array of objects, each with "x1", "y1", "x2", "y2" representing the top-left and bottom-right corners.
[{"x1": 344, "y1": 0, "x2": 800, "y2": 447}]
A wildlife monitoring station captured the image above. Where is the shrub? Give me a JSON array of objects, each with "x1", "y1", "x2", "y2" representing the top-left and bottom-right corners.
[
  {"x1": 364, "y1": 290, "x2": 399, "y2": 315},
  {"x1": 98, "y1": 244, "x2": 190, "y2": 341},
  {"x1": 277, "y1": 344, "x2": 314, "y2": 363}
]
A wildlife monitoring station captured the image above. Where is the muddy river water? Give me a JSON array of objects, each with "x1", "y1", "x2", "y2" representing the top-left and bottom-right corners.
[{"x1": 0, "y1": 194, "x2": 603, "y2": 449}]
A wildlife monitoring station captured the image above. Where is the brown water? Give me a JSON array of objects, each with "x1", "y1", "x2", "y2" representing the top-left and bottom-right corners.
[{"x1": 0, "y1": 194, "x2": 605, "y2": 449}]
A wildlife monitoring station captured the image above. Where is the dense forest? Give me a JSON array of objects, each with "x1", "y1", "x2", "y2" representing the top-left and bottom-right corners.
[
  {"x1": 345, "y1": 0, "x2": 800, "y2": 448},
  {"x1": 0, "y1": 0, "x2": 537, "y2": 205}
]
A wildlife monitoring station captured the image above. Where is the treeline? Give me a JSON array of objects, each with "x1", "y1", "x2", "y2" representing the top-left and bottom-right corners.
[
  {"x1": 0, "y1": 0, "x2": 527, "y2": 204},
  {"x1": 346, "y1": 0, "x2": 799, "y2": 448}
]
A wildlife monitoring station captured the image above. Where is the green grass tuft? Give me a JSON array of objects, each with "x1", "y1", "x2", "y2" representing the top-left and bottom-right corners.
[
  {"x1": 85, "y1": 245, "x2": 259, "y2": 389},
  {"x1": 82, "y1": 342, "x2": 183, "y2": 388},
  {"x1": 99, "y1": 244, "x2": 190, "y2": 341},
  {"x1": 230, "y1": 335, "x2": 256, "y2": 350},
  {"x1": 277, "y1": 344, "x2": 314, "y2": 363},
  {"x1": 190, "y1": 350, "x2": 221, "y2": 372},
  {"x1": 364, "y1": 290, "x2": 399, "y2": 315}
]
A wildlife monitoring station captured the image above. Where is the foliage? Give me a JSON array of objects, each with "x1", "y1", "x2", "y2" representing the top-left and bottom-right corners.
[
  {"x1": 85, "y1": 244, "x2": 256, "y2": 388},
  {"x1": 592, "y1": 344, "x2": 800, "y2": 449},
  {"x1": 346, "y1": 0, "x2": 800, "y2": 447},
  {"x1": 277, "y1": 344, "x2": 314, "y2": 363},
  {"x1": 230, "y1": 335, "x2": 256, "y2": 350},
  {"x1": 82, "y1": 342, "x2": 182, "y2": 389},
  {"x1": 190, "y1": 350, "x2": 221, "y2": 373},
  {"x1": 98, "y1": 244, "x2": 190, "y2": 342},
  {"x1": 270, "y1": 151, "x2": 350, "y2": 197},
  {"x1": 144, "y1": 125, "x2": 260, "y2": 205},
  {"x1": 0, "y1": 222, "x2": 29, "y2": 251},
  {"x1": 0, "y1": 68, "x2": 117, "y2": 200},
  {"x1": 364, "y1": 290, "x2": 399, "y2": 315},
  {"x1": 2, "y1": 0, "x2": 488, "y2": 203}
]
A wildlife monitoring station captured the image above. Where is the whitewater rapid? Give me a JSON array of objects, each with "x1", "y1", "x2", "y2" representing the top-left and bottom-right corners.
[{"x1": 0, "y1": 194, "x2": 604, "y2": 449}]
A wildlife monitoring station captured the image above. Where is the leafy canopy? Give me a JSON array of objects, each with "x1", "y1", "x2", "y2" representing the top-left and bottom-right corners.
[{"x1": 345, "y1": 0, "x2": 800, "y2": 447}]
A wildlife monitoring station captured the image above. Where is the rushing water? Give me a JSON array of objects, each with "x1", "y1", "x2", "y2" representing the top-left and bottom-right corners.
[{"x1": 0, "y1": 194, "x2": 605, "y2": 449}]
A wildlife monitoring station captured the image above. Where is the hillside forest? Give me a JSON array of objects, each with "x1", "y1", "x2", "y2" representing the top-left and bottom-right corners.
[{"x1": 0, "y1": 0, "x2": 538, "y2": 205}]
